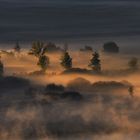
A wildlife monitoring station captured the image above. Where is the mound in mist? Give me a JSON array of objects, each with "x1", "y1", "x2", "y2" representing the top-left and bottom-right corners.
[
  {"x1": 0, "y1": 72, "x2": 138, "y2": 140},
  {"x1": 0, "y1": 76, "x2": 30, "y2": 92},
  {"x1": 67, "y1": 77, "x2": 132, "y2": 94},
  {"x1": 0, "y1": 76, "x2": 139, "y2": 140}
]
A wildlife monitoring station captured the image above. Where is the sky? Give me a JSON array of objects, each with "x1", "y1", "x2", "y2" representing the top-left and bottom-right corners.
[{"x1": 0, "y1": 0, "x2": 140, "y2": 52}]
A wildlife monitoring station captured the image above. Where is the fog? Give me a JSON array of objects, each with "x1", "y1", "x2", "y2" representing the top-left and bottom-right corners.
[{"x1": 0, "y1": 50, "x2": 140, "y2": 140}]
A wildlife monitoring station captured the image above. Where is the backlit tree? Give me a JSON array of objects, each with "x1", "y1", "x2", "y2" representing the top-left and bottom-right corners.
[
  {"x1": 29, "y1": 41, "x2": 46, "y2": 57},
  {"x1": 60, "y1": 51, "x2": 72, "y2": 70},
  {"x1": 89, "y1": 52, "x2": 101, "y2": 72},
  {"x1": 37, "y1": 55, "x2": 49, "y2": 72}
]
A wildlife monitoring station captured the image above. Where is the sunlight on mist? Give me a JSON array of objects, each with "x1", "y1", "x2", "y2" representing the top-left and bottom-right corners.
[{"x1": 0, "y1": 49, "x2": 140, "y2": 140}]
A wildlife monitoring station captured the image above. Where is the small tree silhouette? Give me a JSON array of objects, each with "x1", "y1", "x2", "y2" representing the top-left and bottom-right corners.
[
  {"x1": 37, "y1": 55, "x2": 49, "y2": 72},
  {"x1": 60, "y1": 51, "x2": 72, "y2": 70},
  {"x1": 128, "y1": 86, "x2": 134, "y2": 98},
  {"x1": 29, "y1": 41, "x2": 46, "y2": 57},
  {"x1": 0, "y1": 57, "x2": 4, "y2": 76},
  {"x1": 128, "y1": 57, "x2": 138, "y2": 70},
  {"x1": 14, "y1": 41, "x2": 21, "y2": 53},
  {"x1": 89, "y1": 52, "x2": 101, "y2": 72}
]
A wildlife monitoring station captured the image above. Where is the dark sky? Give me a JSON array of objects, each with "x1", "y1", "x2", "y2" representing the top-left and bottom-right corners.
[{"x1": 0, "y1": 0, "x2": 140, "y2": 47}]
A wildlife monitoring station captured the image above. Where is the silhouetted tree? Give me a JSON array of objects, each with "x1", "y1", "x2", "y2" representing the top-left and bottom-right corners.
[
  {"x1": 128, "y1": 86, "x2": 134, "y2": 98},
  {"x1": 0, "y1": 57, "x2": 4, "y2": 76},
  {"x1": 29, "y1": 41, "x2": 46, "y2": 57},
  {"x1": 128, "y1": 57, "x2": 138, "y2": 70},
  {"x1": 37, "y1": 55, "x2": 49, "y2": 72},
  {"x1": 60, "y1": 51, "x2": 72, "y2": 70},
  {"x1": 14, "y1": 41, "x2": 21, "y2": 53},
  {"x1": 103, "y1": 42, "x2": 119, "y2": 53},
  {"x1": 89, "y1": 52, "x2": 101, "y2": 72}
]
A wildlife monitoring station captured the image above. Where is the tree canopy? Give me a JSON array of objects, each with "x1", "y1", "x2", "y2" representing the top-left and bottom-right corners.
[
  {"x1": 89, "y1": 52, "x2": 101, "y2": 72},
  {"x1": 103, "y1": 42, "x2": 119, "y2": 53},
  {"x1": 128, "y1": 57, "x2": 138, "y2": 70},
  {"x1": 0, "y1": 58, "x2": 4, "y2": 76},
  {"x1": 60, "y1": 51, "x2": 72, "y2": 70},
  {"x1": 29, "y1": 41, "x2": 47, "y2": 57}
]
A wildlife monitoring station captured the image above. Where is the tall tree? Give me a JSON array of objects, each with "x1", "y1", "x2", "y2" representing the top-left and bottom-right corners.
[
  {"x1": 89, "y1": 52, "x2": 101, "y2": 72},
  {"x1": 29, "y1": 41, "x2": 46, "y2": 57},
  {"x1": 29, "y1": 41, "x2": 49, "y2": 72},
  {"x1": 60, "y1": 51, "x2": 72, "y2": 70},
  {"x1": 37, "y1": 55, "x2": 49, "y2": 72}
]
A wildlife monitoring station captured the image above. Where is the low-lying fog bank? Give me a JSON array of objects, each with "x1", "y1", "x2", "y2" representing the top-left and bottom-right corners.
[
  {"x1": 0, "y1": 76, "x2": 139, "y2": 140},
  {"x1": 0, "y1": 50, "x2": 139, "y2": 140},
  {"x1": 1, "y1": 50, "x2": 139, "y2": 91}
]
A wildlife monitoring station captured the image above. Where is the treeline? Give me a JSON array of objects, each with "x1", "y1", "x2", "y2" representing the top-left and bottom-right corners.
[
  {"x1": 27, "y1": 41, "x2": 102, "y2": 72},
  {"x1": 0, "y1": 41, "x2": 139, "y2": 75}
]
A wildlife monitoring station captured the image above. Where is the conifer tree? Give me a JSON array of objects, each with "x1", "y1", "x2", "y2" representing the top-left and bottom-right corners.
[
  {"x1": 60, "y1": 51, "x2": 72, "y2": 70},
  {"x1": 89, "y1": 52, "x2": 101, "y2": 72},
  {"x1": 0, "y1": 57, "x2": 4, "y2": 76},
  {"x1": 37, "y1": 55, "x2": 49, "y2": 72}
]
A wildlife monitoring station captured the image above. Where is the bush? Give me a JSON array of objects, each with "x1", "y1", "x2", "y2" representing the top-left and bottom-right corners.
[
  {"x1": 61, "y1": 91, "x2": 83, "y2": 100},
  {"x1": 60, "y1": 51, "x2": 72, "y2": 70},
  {"x1": 45, "y1": 42, "x2": 62, "y2": 52},
  {"x1": 103, "y1": 42, "x2": 119, "y2": 53},
  {"x1": 37, "y1": 55, "x2": 49, "y2": 72},
  {"x1": 128, "y1": 57, "x2": 138, "y2": 70},
  {"x1": 46, "y1": 84, "x2": 65, "y2": 92}
]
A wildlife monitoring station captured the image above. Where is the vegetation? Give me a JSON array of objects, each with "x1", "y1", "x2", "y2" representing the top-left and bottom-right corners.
[
  {"x1": 80, "y1": 45, "x2": 93, "y2": 52},
  {"x1": 14, "y1": 41, "x2": 21, "y2": 53},
  {"x1": 1, "y1": 41, "x2": 139, "y2": 75},
  {"x1": 45, "y1": 42, "x2": 63, "y2": 52},
  {"x1": 89, "y1": 52, "x2": 101, "y2": 72},
  {"x1": 128, "y1": 86, "x2": 134, "y2": 98},
  {"x1": 46, "y1": 84, "x2": 65, "y2": 92},
  {"x1": 37, "y1": 55, "x2": 49, "y2": 72},
  {"x1": 103, "y1": 42, "x2": 119, "y2": 53},
  {"x1": 128, "y1": 57, "x2": 138, "y2": 70},
  {"x1": 0, "y1": 58, "x2": 4, "y2": 76},
  {"x1": 60, "y1": 51, "x2": 72, "y2": 70},
  {"x1": 29, "y1": 41, "x2": 46, "y2": 57}
]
